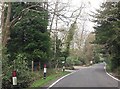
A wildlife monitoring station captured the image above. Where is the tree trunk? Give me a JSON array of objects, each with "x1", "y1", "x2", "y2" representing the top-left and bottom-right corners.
[
  {"x1": 38, "y1": 61, "x2": 40, "y2": 71},
  {"x1": 55, "y1": 60, "x2": 59, "y2": 69},
  {"x1": 2, "y1": 2, "x2": 11, "y2": 47},
  {"x1": 1, "y1": 2, "x2": 5, "y2": 45}
]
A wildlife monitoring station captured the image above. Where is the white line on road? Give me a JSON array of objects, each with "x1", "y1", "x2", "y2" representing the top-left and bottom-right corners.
[
  {"x1": 104, "y1": 63, "x2": 120, "y2": 82},
  {"x1": 47, "y1": 70, "x2": 77, "y2": 89},
  {"x1": 47, "y1": 64, "x2": 100, "y2": 89},
  {"x1": 47, "y1": 66, "x2": 90, "y2": 89}
]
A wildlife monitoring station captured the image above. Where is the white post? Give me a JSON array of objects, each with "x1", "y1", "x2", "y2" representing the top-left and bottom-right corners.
[
  {"x1": 44, "y1": 64, "x2": 47, "y2": 79},
  {"x1": 12, "y1": 71, "x2": 17, "y2": 86},
  {"x1": 32, "y1": 61, "x2": 34, "y2": 72}
]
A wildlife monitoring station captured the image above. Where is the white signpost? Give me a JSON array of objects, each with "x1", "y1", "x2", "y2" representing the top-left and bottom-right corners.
[
  {"x1": 44, "y1": 64, "x2": 47, "y2": 79},
  {"x1": 12, "y1": 71, "x2": 17, "y2": 86}
]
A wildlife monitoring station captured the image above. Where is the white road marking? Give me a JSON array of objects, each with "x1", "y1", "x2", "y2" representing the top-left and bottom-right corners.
[
  {"x1": 47, "y1": 66, "x2": 90, "y2": 89},
  {"x1": 48, "y1": 63, "x2": 117, "y2": 89},
  {"x1": 47, "y1": 71, "x2": 76, "y2": 89},
  {"x1": 104, "y1": 63, "x2": 120, "y2": 82}
]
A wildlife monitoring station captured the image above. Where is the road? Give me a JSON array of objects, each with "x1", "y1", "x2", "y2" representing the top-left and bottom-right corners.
[{"x1": 49, "y1": 63, "x2": 119, "y2": 88}]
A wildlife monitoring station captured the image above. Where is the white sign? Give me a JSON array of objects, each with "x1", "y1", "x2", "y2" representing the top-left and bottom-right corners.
[
  {"x1": 12, "y1": 77, "x2": 17, "y2": 85},
  {"x1": 44, "y1": 68, "x2": 47, "y2": 73},
  {"x1": 62, "y1": 61, "x2": 65, "y2": 64},
  {"x1": 90, "y1": 61, "x2": 93, "y2": 64}
]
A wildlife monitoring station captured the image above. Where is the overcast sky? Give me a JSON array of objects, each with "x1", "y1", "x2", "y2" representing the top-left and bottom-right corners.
[
  {"x1": 70, "y1": 0, "x2": 105, "y2": 32},
  {"x1": 48, "y1": 0, "x2": 105, "y2": 33}
]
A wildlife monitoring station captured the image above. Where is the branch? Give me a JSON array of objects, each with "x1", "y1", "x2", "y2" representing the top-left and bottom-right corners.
[{"x1": 10, "y1": 3, "x2": 42, "y2": 27}]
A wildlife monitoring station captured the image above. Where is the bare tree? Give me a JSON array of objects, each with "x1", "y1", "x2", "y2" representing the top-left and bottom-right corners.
[
  {"x1": 83, "y1": 32, "x2": 95, "y2": 64},
  {"x1": 48, "y1": 0, "x2": 87, "y2": 68}
]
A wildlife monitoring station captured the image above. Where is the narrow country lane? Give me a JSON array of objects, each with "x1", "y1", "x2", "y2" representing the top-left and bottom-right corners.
[{"x1": 49, "y1": 63, "x2": 119, "y2": 89}]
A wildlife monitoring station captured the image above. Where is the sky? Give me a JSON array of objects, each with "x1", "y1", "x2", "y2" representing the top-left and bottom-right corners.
[
  {"x1": 48, "y1": 0, "x2": 106, "y2": 49},
  {"x1": 70, "y1": 0, "x2": 105, "y2": 32},
  {"x1": 48, "y1": 0, "x2": 105, "y2": 33},
  {"x1": 0, "y1": 0, "x2": 105, "y2": 35},
  {"x1": 67, "y1": 0, "x2": 105, "y2": 48}
]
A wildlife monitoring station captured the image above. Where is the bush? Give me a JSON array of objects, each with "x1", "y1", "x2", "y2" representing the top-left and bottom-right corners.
[
  {"x1": 66, "y1": 56, "x2": 81, "y2": 67},
  {"x1": 2, "y1": 53, "x2": 32, "y2": 89},
  {"x1": 94, "y1": 54, "x2": 100, "y2": 63},
  {"x1": 110, "y1": 57, "x2": 119, "y2": 71},
  {"x1": 2, "y1": 53, "x2": 13, "y2": 89},
  {"x1": 66, "y1": 66, "x2": 75, "y2": 70},
  {"x1": 13, "y1": 54, "x2": 32, "y2": 88}
]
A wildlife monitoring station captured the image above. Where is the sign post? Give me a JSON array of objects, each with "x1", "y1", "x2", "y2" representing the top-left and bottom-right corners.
[
  {"x1": 43, "y1": 64, "x2": 47, "y2": 79},
  {"x1": 62, "y1": 61, "x2": 65, "y2": 72},
  {"x1": 12, "y1": 70, "x2": 17, "y2": 88}
]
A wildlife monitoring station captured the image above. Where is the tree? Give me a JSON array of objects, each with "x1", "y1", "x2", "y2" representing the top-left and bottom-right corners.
[
  {"x1": 63, "y1": 4, "x2": 84, "y2": 64},
  {"x1": 48, "y1": 0, "x2": 70, "y2": 68},
  {"x1": 7, "y1": 2, "x2": 50, "y2": 69},
  {"x1": 2, "y1": 2, "x2": 11, "y2": 47},
  {"x1": 93, "y1": 1, "x2": 120, "y2": 72},
  {"x1": 2, "y1": 2, "x2": 50, "y2": 88},
  {"x1": 64, "y1": 22, "x2": 77, "y2": 59},
  {"x1": 83, "y1": 32, "x2": 95, "y2": 64},
  {"x1": 48, "y1": 1, "x2": 85, "y2": 68}
]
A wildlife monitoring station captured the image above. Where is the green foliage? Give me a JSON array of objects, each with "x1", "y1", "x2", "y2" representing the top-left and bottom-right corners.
[
  {"x1": 56, "y1": 38, "x2": 63, "y2": 57},
  {"x1": 30, "y1": 71, "x2": 69, "y2": 87},
  {"x1": 14, "y1": 54, "x2": 31, "y2": 88},
  {"x1": 66, "y1": 56, "x2": 81, "y2": 66},
  {"x1": 94, "y1": 2, "x2": 120, "y2": 71},
  {"x1": 94, "y1": 54, "x2": 100, "y2": 63},
  {"x1": 93, "y1": 45, "x2": 101, "y2": 63},
  {"x1": 3, "y1": 2, "x2": 50, "y2": 89},
  {"x1": 50, "y1": 37, "x2": 63, "y2": 68},
  {"x1": 2, "y1": 52, "x2": 13, "y2": 89},
  {"x1": 2, "y1": 49, "x2": 32, "y2": 89},
  {"x1": 63, "y1": 22, "x2": 77, "y2": 61},
  {"x1": 7, "y1": 2, "x2": 50, "y2": 62}
]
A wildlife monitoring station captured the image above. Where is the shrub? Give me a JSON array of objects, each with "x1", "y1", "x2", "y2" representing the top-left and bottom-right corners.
[
  {"x1": 2, "y1": 53, "x2": 13, "y2": 89},
  {"x1": 2, "y1": 53, "x2": 32, "y2": 89},
  {"x1": 13, "y1": 53, "x2": 32, "y2": 88}
]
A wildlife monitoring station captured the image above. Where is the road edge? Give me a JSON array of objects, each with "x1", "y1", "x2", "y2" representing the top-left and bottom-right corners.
[
  {"x1": 47, "y1": 66, "x2": 92, "y2": 89},
  {"x1": 47, "y1": 70, "x2": 77, "y2": 89},
  {"x1": 104, "y1": 62, "x2": 120, "y2": 82}
]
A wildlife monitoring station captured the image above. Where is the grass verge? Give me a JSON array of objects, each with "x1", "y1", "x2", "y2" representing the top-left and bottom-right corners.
[
  {"x1": 30, "y1": 71, "x2": 69, "y2": 87},
  {"x1": 106, "y1": 64, "x2": 120, "y2": 80}
]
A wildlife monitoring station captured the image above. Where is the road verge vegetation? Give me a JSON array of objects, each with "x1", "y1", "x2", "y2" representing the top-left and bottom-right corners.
[
  {"x1": 30, "y1": 69, "x2": 70, "y2": 87},
  {"x1": 106, "y1": 64, "x2": 120, "y2": 80}
]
